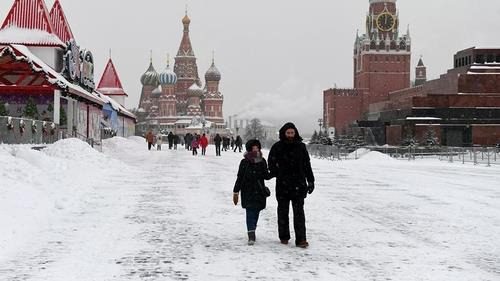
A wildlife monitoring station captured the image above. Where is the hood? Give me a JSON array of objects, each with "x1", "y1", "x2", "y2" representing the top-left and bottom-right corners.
[{"x1": 279, "y1": 122, "x2": 303, "y2": 142}]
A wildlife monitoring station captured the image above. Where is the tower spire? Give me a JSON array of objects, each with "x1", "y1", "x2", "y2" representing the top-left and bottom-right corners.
[
  {"x1": 150, "y1": 50, "x2": 153, "y2": 64},
  {"x1": 167, "y1": 53, "x2": 170, "y2": 67}
]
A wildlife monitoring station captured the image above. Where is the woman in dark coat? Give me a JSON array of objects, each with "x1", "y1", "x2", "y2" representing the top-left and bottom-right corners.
[{"x1": 233, "y1": 139, "x2": 272, "y2": 245}]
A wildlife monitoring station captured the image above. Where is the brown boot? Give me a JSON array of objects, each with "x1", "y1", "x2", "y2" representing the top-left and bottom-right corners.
[
  {"x1": 280, "y1": 240, "x2": 289, "y2": 245},
  {"x1": 296, "y1": 241, "x2": 309, "y2": 248},
  {"x1": 248, "y1": 231, "x2": 256, "y2": 246}
]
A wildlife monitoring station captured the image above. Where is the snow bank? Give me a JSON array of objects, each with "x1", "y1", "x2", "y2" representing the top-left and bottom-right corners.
[
  {"x1": 0, "y1": 138, "x2": 127, "y2": 260},
  {"x1": 348, "y1": 148, "x2": 371, "y2": 159},
  {"x1": 356, "y1": 151, "x2": 396, "y2": 162},
  {"x1": 44, "y1": 138, "x2": 106, "y2": 163},
  {"x1": 103, "y1": 136, "x2": 145, "y2": 156}
]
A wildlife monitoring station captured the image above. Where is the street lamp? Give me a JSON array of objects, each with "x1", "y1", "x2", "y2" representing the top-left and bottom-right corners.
[{"x1": 318, "y1": 118, "x2": 323, "y2": 132}]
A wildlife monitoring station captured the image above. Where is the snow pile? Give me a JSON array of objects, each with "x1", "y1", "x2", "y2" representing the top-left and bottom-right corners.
[
  {"x1": 356, "y1": 151, "x2": 396, "y2": 162},
  {"x1": 102, "y1": 136, "x2": 143, "y2": 155},
  {"x1": 348, "y1": 148, "x2": 371, "y2": 159},
  {"x1": 0, "y1": 138, "x2": 127, "y2": 260},
  {"x1": 44, "y1": 138, "x2": 106, "y2": 162}
]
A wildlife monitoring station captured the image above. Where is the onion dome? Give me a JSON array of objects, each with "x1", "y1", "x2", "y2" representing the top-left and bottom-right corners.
[
  {"x1": 140, "y1": 61, "x2": 159, "y2": 87},
  {"x1": 182, "y1": 14, "x2": 191, "y2": 25},
  {"x1": 187, "y1": 83, "x2": 203, "y2": 96},
  {"x1": 151, "y1": 85, "x2": 162, "y2": 98},
  {"x1": 159, "y1": 56, "x2": 178, "y2": 85},
  {"x1": 205, "y1": 61, "x2": 221, "y2": 82}
]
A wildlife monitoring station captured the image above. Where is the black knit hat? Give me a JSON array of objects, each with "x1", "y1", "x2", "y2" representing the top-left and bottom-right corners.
[{"x1": 245, "y1": 139, "x2": 262, "y2": 152}]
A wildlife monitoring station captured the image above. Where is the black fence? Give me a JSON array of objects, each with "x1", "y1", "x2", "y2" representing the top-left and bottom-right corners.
[{"x1": 307, "y1": 144, "x2": 500, "y2": 166}]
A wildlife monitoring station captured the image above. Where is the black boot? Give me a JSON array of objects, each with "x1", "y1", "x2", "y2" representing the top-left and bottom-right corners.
[{"x1": 248, "y1": 231, "x2": 256, "y2": 246}]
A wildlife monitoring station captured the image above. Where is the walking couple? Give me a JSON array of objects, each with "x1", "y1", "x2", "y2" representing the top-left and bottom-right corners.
[{"x1": 233, "y1": 123, "x2": 315, "y2": 248}]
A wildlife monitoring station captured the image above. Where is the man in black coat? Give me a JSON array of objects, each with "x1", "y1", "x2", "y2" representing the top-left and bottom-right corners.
[
  {"x1": 167, "y1": 132, "x2": 174, "y2": 149},
  {"x1": 268, "y1": 122, "x2": 315, "y2": 248},
  {"x1": 234, "y1": 135, "x2": 243, "y2": 153},
  {"x1": 214, "y1": 133, "x2": 222, "y2": 156}
]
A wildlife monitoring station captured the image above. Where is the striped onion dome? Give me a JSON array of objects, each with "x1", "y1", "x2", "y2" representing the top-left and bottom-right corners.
[
  {"x1": 140, "y1": 62, "x2": 159, "y2": 87},
  {"x1": 159, "y1": 64, "x2": 177, "y2": 85},
  {"x1": 187, "y1": 83, "x2": 203, "y2": 96},
  {"x1": 205, "y1": 61, "x2": 221, "y2": 82}
]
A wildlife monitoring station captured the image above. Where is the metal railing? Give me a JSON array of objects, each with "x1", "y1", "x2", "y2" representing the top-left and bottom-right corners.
[
  {"x1": 0, "y1": 116, "x2": 59, "y2": 144},
  {"x1": 307, "y1": 144, "x2": 500, "y2": 166}
]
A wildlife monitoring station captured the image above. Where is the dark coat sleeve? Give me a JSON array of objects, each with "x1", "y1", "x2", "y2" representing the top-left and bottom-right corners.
[
  {"x1": 268, "y1": 144, "x2": 278, "y2": 179},
  {"x1": 262, "y1": 159, "x2": 272, "y2": 180},
  {"x1": 233, "y1": 160, "x2": 247, "y2": 193},
  {"x1": 302, "y1": 143, "x2": 315, "y2": 184}
]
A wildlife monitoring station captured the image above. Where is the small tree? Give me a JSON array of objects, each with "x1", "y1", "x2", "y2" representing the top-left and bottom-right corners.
[
  {"x1": 24, "y1": 97, "x2": 39, "y2": 119},
  {"x1": 0, "y1": 102, "x2": 7, "y2": 116},
  {"x1": 310, "y1": 130, "x2": 319, "y2": 144},
  {"x1": 402, "y1": 126, "x2": 418, "y2": 147},
  {"x1": 424, "y1": 126, "x2": 439, "y2": 147},
  {"x1": 244, "y1": 118, "x2": 265, "y2": 141}
]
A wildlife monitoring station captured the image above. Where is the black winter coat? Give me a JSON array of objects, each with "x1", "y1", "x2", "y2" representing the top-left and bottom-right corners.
[
  {"x1": 214, "y1": 135, "x2": 222, "y2": 146},
  {"x1": 233, "y1": 157, "x2": 271, "y2": 210},
  {"x1": 268, "y1": 140, "x2": 315, "y2": 199}
]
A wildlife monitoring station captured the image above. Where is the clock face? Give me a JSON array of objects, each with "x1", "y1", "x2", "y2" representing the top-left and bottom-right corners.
[{"x1": 376, "y1": 13, "x2": 395, "y2": 32}]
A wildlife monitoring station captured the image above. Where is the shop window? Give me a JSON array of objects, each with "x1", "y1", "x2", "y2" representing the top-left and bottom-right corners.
[
  {"x1": 487, "y1": 54, "x2": 495, "y2": 63},
  {"x1": 475, "y1": 55, "x2": 484, "y2": 63},
  {"x1": 496, "y1": 55, "x2": 500, "y2": 62}
]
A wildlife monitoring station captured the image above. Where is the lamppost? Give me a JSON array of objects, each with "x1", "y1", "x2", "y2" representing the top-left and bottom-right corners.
[{"x1": 318, "y1": 118, "x2": 323, "y2": 133}]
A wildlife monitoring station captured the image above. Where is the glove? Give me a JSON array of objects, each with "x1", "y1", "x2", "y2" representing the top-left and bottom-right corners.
[
  {"x1": 233, "y1": 193, "x2": 239, "y2": 205},
  {"x1": 307, "y1": 182, "x2": 315, "y2": 194}
]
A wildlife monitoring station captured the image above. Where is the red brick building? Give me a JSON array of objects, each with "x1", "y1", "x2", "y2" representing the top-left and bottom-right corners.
[
  {"x1": 373, "y1": 47, "x2": 500, "y2": 146},
  {"x1": 324, "y1": 0, "x2": 411, "y2": 134},
  {"x1": 323, "y1": 0, "x2": 500, "y2": 146}
]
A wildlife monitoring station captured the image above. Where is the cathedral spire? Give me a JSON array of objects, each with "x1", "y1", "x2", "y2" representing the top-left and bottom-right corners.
[{"x1": 178, "y1": 10, "x2": 195, "y2": 57}]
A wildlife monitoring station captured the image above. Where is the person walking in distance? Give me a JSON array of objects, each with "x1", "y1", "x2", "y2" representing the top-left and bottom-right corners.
[
  {"x1": 214, "y1": 133, "x2": 222, "y2": 156},
  {"x1": 200, "y1": 134, "x2": 209, "y2": 156},
  {"x1": 174, "y1": 134, "x2": 179, "y2": 150},
  {"x1": 167, "y1": 132, "x2": 174, "y2": 150},
  {"x1": 268, "y1": 122, "x2": 315, "y2": 248},
  {"x1": 156, "y1": 132, "x2": 163, "y2": 151},
  {"x1": 146, "y1": 131, "x2": 154, "y2": 151},
  {"x1": 191, "y1": 136, "x2": 199, "y2": 156},
  {"x1": 231, "y1": 136, "x2": 235, "y2": 151},
  {"x1": 233, "y1": 139, "x2": 272, "y2": 245},
  {"x1": 234, "y1": 135, "x2": 243, "y2": 153}
]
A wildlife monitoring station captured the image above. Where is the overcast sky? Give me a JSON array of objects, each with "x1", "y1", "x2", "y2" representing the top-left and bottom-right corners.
[{"x1": 1, "y1": 0, "x2": 500, "y2": 134}]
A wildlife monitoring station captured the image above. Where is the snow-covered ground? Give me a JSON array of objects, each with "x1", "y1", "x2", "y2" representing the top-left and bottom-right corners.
[{"x1": 1, "y1": 137, "x2": 499, "y2": 280}]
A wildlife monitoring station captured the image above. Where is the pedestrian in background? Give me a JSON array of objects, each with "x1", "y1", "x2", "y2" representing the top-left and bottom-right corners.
[
  {"x1": 146, "y1": 131, "x2": 154, "y2": 151},
  {"x1": 214, "y1": 133, "x2": 222, "y2": 156},
  {"x1": 200, "y1": 133, "x2": 209, "y2": 156}
]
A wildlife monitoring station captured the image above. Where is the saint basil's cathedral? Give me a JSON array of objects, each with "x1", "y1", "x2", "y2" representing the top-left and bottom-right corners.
[{"x1": 136, "y1": 12, "x2": 226, "y2": 136}]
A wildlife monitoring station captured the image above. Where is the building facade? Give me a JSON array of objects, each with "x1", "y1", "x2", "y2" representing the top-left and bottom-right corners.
[
  {"x1": 0, "y1": 0, "x2": 136, "y2": 143},
  {"x1": 136, "y1": 13, "x2": 227, "y2": 137},
  {"x1": 323, "y1": 0, "x2": 500, "y2": 146},
  {"x1": 324, "y1": 0, "x2": 411, "y2": 134}
]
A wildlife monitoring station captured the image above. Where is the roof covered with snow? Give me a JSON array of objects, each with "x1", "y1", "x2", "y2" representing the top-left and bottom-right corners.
[
  {"x1": 0, "y1": 0, "x2": 65, "y2": 47},
  {"x1": 0, "y1": 44, "x2": 136, "y2": 120}
]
